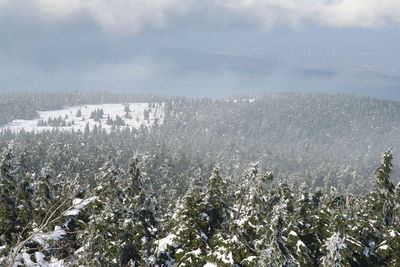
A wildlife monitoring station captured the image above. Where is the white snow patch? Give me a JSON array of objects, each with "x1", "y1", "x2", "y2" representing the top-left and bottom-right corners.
[
  {"x1": 14, "y1": 252, "x2": 64, "y2": 267},
  {"x1": 203, "y1": 263, "x2": 217, "y2": 267},
  {"x1": 378, "y1": 244, "x2": 389, "y2": 250},
  {"x1": 189, "y1": 248, "x2": 202, "y2": 256},
  {"x1": 49, "y1": 261, "x2": 64, "y2": 267},
  {"x1": 200, "y1": 231, "x2": 208, "y2": 241},
  {"x1": 0, "y1": 103, "x2": 164, "y2": 134},
  {"x1": 157, "y1": 234, "x2": 178, "y2": 253},
  {"x1": 241, "y1": 256, "x2": 257, "y2": 264},
  {"x1": 22, "y1": 253, "x2": 35, "y2": 266},
  {"x1": 32, "y1": 226, "x2": 66, "y2": 247},
  {"x1": 35, "y1": 252, "x2": 45, "y2": 264},
  {"x1": 214, "y1": 250, "x2": 234, "y2": 264},
  {"x1": 289, "y1": 230, "x2": 298, "y2": 237},
  {"x1": 389, "y1": 229, "x2": 398, "y2": 237},
  {"x1": 296, "y1": 240, "x2": 306, "y2": 252},
  {"x1": 63, "y1": 196, "x2": 97, "y2": 216},
  {"x1": 235, "y1": 215, "x2": 250, "y2": 227}
]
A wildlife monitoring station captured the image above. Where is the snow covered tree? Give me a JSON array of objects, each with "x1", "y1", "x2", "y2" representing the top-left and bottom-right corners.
[
  {"x1": 33, "y1": 169, "x2": 55, "y2": 221},
  {"x1": 217, "y1": 163, "x2": 275, "y2": 266},
  {"x1": 75, "y1": 163, "x2": 123, "y2": 266},
  {"x1": 76, "y1": 158, "x2": 158, "y2": 266},
  {"x1": 259, "y1": 183, "x2": 300, "y2": 267},
  {"x1": 122, "y1": 157, "x2": 158, "y2": 265},
  {"x1": 375, "y1": 149, "x2": 395, "y2": 226},
  {"x1": 155, "y1": 174, "x2": 209, "y2": 266},
  {"x1": 205, "y1": 167, "x2": 228, "y2": 237},
  {"x1": 283, "y1": 189, "x2": 322, "y2": 266},
  {"x1": 0, "y1": 144, "x2": 18, "y2": 245},
  {"x1": 320, "y1": 232, "x2": 353, "y2": 267},
  {"x1": 124, "y1": 104, "x2": 132, "y2": 119},
  {"x1": 365, "y1": 149, "x2": 400, "y2": 265}
]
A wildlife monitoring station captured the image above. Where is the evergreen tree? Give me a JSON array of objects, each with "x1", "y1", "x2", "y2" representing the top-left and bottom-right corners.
[
  {"x1": 155, "y1": 174, "x2": 209, "y2": 266},
  {"x1": 75, "y1": 163, "x2": 123, "y2": 266},
  {"x1": 375, "y1": 149, "x2": 395, "y2": 226},
  {"x1": 0, "y1": 144, "x2": 18, "y2": 245},
  {"x1": 260, "y1": 183, "x2": 299, "y2": 267},
  {"x1": 222, "y1": 163, "x2": 274, "y2": 266},
  {"x1": 205, "y1": 167, "x2": 227, "y2": 237}
]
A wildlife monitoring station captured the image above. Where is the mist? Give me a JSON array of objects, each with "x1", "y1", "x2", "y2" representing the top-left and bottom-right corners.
[
  {"x1": 2, "y1": 2, "x2": 400, "y2": 265},
  {"x1": 1, "y1": 1, "x2": 400, "y2": 99}
]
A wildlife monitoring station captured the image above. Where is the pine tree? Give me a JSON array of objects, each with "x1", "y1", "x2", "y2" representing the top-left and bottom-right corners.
[
  {"x1": 15, "y1": 174, "x2": 35, "y2": 235},
  {"x1": 371, "y1": 150, "x2": 400, "y2": 265},
  {"x1": 0, "y1": 144, "x2": 18, "y2": 245},
  {"x1": 320, "y1": 232, "x2": 352, "y2": 267},
  {"x1": 260, "y1": 183, "x2": 299, "y2": 267},
  {"x1": 205, "y1": 167, "x2": 227, "y2": 237},
  {"x1": 318, "y1": 188, "x2": 363, "y2": 266},
  {"x1": 285, "y1": 189, "x2": 321, "y2": 266},
  {"x1": 76, "y1": 158, "x2": 158, "y2": 266},
  {"x1": 122, "y1": 157, "x2": 158, "y2": 265},
  {"x1": 375, "y1": 149, "x2": 395, "y2": 226},
  {"x1": 203, "y1": 167, "x2": 232, "y2": 266},
  {"x1": 155, "y1": 174, "x2": 209, "y2": 266},
  {"x1": 75, "y1": 163, "x2": 123, "y2": 266},
  {"x1": 33, "y1": 169, "x2": 55, "y2": 221},
  {"x1": 223, "y1": 163, "x2": 275, "y2": 266}
]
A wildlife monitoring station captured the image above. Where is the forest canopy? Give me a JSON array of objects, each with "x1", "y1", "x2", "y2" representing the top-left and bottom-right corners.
[{"x1": 1, "y1": 92, "x2": 400, "y2": 266}]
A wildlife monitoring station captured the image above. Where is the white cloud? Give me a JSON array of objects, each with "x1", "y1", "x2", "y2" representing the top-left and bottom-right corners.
[
  {"x1": 36, "y1": 0, "x2": 192, "y2": 33},
  {"x1": 1, "y1": 0, "x2": 400, "y2": 33},
  {"x1": 0, "y1": 0, "x2": 192, "y2": 34},
  {"x1": 320, "y1": 0, "x2": 400, "y2": 27},
  {"x1": 217, "y1": 0, "x2": 400, "y2": 28}
]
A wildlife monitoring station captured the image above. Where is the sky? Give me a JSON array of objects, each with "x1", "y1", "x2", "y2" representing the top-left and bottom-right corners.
[{"x1": 0, "y1": 0, "x2": 400, "y2": 98}]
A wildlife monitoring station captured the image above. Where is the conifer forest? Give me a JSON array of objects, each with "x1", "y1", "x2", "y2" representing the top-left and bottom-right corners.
[{"x1": 1, "y1": 92, "x2": 400, "y2": 266}]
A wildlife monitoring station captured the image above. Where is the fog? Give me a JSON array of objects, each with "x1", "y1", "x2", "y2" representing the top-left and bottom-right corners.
[
  {"x1": 2, "y1": 2, "x2": 400, "y2": 264},
  {"x1": 1, "y1": 1, "x2": 400, "y2": 99}
]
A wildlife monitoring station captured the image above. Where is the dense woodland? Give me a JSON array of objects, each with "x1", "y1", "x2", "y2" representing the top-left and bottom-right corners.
[{"x1": 1, "y1": 92, "x2": 400, "y2": 266}]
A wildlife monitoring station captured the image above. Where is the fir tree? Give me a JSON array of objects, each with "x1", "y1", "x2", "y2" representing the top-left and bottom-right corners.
[
  {"x1": 155, "y1": 174, "x2": 209, "y2": 266},
  {"x1": 0, "y1": 144, "x2": 18, "y2": 245}
]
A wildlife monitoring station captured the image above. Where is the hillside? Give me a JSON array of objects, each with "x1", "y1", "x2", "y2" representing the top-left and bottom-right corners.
[
  {"x1": 1, "y1": 92, "x2": 400, "y2": 266},
  {"x1": 1, "y1": 92, "x2": 400, "y2": 193},
  {"x1": 157, "y1": 93, "x2": 400, "y2": 192},
  {"x1": 0, "y1": 103, "x2": 164, "y2": 133}
]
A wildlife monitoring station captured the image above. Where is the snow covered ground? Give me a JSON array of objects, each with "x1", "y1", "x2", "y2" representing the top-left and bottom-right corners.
[{"x1": 0, "y1": 103, "x2": 164, "y2": 133}]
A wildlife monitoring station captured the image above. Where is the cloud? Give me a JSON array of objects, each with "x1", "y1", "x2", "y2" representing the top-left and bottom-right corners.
[
  {"x1": 1, "y1": 0, "x2": 400, "y2": 33},
  {"x1": 0, "y1": 0, "x2": 192, "y2": 34},
  {"x1": 41, "y1": 0, "x2": 195, "y2": 33},
  {"x1": 319, "y1": 0, "x2": 400, "y2": 27},
  {"x1": 216, "y1": 0, "x2": 400, "y2": 28}
]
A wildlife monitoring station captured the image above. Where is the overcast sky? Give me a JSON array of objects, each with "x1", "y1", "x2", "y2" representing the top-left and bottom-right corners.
[{"x1": 1, "y1": 0, "x2": 400, "y2": 98}]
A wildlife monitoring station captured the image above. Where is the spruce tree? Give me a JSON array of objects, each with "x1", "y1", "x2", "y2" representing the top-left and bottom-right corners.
[
  {"x1": 155, "y1": 174, "x2": 209, "y2": 266},
  {"x1": 225, "y1": 163, "x2": 274, "y2": 266},
  {"x1": 0, "y1": 145, "x2": 18, "y2": 245},
  {"x1": 75, "y1": 163, "x2": 123, "y2": 266}
]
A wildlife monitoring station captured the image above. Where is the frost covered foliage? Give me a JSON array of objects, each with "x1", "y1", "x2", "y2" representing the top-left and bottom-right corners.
[
  {"x1": 0, "y1": 145, "x2": 97, "y2": 266},
  {"x1": 151, "y1": 150, "x2": 400, "y2": 266},
  {"x1": 1, "y1": 141, "x2": 400, "y2": 266},
  {"x1": 3, "y1": 93, "x2": 400, "y2": 198},
  {"x1": 75, "y1": 159, "x2": 158, "y2": 266},
  {"x1": 2, "y1": 92, "x2": 400, "y2": 266}
]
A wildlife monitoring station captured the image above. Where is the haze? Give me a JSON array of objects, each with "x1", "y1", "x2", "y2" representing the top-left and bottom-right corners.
[{"x1": 0, "y1": 0, "x2": 400, "y2": 99}]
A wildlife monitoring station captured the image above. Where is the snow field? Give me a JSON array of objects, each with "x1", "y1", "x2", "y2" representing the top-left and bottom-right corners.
[{"x1": 0, "y1": 103, "x2": 164, "y2": 134}]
